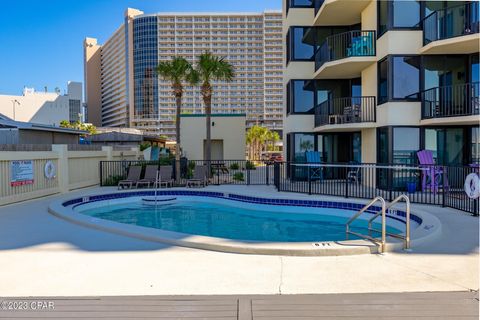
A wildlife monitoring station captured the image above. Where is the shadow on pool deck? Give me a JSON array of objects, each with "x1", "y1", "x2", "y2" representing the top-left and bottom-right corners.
[{"x1": 0, "y1": 186, "x2": 478, "y2": 255}]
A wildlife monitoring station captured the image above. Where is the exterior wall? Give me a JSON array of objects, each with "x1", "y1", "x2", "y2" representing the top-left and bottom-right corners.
[
  {"x1": 18, "y1": 130, "x2": 80, "y2": 145},
  {"x1": 84, "y1": 38, "x2": 103, "y2": 126},
  {"x1": 100, "y1": 26, "x2": 129, "y2": 127},
  {"x1": 376, "y1": 31, "x2": 423, "y2": 59},
  {"x1": 0, "y1": 82, "x2": 82, "y2": 126},
  {"x1": 86, "y1": 9, "x2": 283, "y2": 138},
  {"x1": 179, "y1": 115, "x2": 246, "y2": 160},
  {"x1": 0, "y1": 146, "x2": 140, "y2": 206}
]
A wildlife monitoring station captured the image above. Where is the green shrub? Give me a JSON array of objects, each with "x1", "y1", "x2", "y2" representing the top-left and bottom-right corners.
[
  {"x1": 230, "y1": 162, "x2": 239, "y2": 170},
  {"x1": 246, "y1": 161, "x2": 256, "y2": 170},
  {"x1": 159, "y1": 155, "x2": 173, "y2": 165},
  {"x1": 104, "y1": 175, "x2": 124, "y2": 186},
  {"x1": 233, "y1": 172, "x2": 244, "y2": 181},
  {"x1": 139, "y1": 142, "x2": 151, "y2": 151}
]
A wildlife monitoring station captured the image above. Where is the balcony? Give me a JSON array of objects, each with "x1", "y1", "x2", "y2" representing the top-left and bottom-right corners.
[
  {"x1": 314, "y1": 30, "x2": 376, "y2": 79},
  {"x1": 421, "y1": 2, "x2": 479, "y2": 54},
  {"x1": 314, "y1": 96, "x2": 376, "y2": 131},
  {"x1": 420, "y1": 82, "x2": 479, "y2": 125},
  {"x1": 314, "y1": 0, "x2": 370, "y2": 26}
]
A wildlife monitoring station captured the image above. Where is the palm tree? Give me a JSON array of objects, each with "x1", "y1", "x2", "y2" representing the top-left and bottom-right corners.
[
  {"x1": 246, "y1": 125, "x2": 269, "y2": 161},
  {"x1": 156, "y1": 57, "x2": 195, "y2": 183},
  {"x1": 191, "y1": 52, "x2": 234, "y2": 165}
]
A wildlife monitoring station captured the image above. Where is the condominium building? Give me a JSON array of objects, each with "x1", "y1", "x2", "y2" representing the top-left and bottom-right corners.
[
  {"x1": 84, "y1": 8, "x2": 283, "y2": 138},
  {"x1": 284, "y1": 0, "x2": 479, "y2": 166},
  {"x1": 0, "y1": 81, "x2": 83, "y2": 126}
]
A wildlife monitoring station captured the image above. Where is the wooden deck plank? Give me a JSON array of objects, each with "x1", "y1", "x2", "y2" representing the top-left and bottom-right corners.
[{"x1": 0, "y1": 291, "x2": 477, "y2": 319}]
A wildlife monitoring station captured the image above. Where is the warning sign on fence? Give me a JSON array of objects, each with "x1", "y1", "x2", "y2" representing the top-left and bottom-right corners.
[{"x1": 10, "y1": 160, "x2": 34, "y2": 187}]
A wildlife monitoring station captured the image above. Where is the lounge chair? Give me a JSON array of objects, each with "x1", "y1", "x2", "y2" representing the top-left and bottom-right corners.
[
  {"x1": 155, "y1": 165, "x2": 174, "y2": 188},
  {"x1": 186, "y1": 165, "x2": 207, "y2": 188},
  {"x1": 417, "y1": 150, "x2": 448, "y2": 193},
  {"x1": 136, "y1": 165, "x2": 159, "y2": 188},
  {"x1": 305, "y1": 151, "x2": 323, "y2": 180},
  {"x1": 347, "y1": 161, "x2": 360, "y2": 184},
  {"x1": 118, "y1": 165, "x2": 142, "y2": 190}
]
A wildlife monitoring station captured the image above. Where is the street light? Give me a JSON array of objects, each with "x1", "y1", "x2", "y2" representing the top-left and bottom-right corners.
[{"x1": 11, "y1": 99, "x2": 20, "y2": 120}]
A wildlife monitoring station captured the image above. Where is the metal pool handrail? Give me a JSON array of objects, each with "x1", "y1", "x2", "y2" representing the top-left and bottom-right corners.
[
  {"x1": 346, "y1": 196, "x2": 386, "y2": 253},
  {"x1": 368, "y1": 194, "x2": 411, "y2": 250}
]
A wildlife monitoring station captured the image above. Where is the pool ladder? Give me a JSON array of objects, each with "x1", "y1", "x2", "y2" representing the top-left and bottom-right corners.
[{"x1": 345, "y1": 195, "x2": 411, "y2": 253}]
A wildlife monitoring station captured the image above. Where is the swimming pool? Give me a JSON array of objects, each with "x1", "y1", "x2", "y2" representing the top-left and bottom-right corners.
[
  {"x1": 77, "y1": 198, "x2": 403, "y2": 242},
  {"x1": 50, "y1": 190, "x2": 434, "y2": 256}
]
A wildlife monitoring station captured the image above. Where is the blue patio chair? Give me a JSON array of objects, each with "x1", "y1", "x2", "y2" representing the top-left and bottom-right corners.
[{"x1": 305, "y1": 151, "x2": 323, "y2": 180}]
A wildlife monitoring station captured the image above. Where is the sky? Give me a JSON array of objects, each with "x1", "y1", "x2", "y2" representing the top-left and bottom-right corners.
[{"x1": 0, "y1": 0, "x2": 281, "y2": 96}]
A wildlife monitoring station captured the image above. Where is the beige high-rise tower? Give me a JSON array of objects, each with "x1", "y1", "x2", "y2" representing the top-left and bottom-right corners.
[{"x1": 84, "y1": 8, "x2": 283, "y2": 139}]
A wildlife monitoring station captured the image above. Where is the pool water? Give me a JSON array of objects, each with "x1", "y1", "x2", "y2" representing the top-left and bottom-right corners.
[{"x1": 79, "y1": 199, "x2": 403, "y2": 242}]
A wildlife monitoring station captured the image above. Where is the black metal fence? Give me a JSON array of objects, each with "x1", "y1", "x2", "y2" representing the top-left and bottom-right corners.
[
  {"x1": 99, "y1": 160, "x2": 479, "y2": 215},
  {"x1": 100, "y1": 160, "x2": 275, "y2": 187},
  {"x1": 314, "y1": 96, "x2": 376, "y2": 127},
  {"x1": 274, "y1": 162, "x2": 479, "y2": 216}
]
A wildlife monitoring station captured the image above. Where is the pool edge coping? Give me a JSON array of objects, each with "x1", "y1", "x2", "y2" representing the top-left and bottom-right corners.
[{"x1": 48, "y1": 188, "x2": 442, "y2": 257}]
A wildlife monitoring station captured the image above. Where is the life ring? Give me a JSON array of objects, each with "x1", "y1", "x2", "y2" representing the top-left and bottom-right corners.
[
  {"x1": 44, "y1": 160, "x2": 56, "y2": 179},
  {"x1": 464, "y1": 173, "x2": 480, "y2": 199}
]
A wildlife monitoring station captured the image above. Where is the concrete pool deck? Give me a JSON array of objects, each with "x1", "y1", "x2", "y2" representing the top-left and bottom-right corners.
[{"x1": 0, "y1": 186, "x2": 478, "y2": 296}]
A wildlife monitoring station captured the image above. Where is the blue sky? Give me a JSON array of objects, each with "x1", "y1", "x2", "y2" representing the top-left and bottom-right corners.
[{"x1": 0, "y1": 0, "x2": 281, "y2": 95}]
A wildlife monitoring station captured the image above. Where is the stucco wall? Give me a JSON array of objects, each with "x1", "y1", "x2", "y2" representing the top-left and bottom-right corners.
[{"x1": 180, "y1": 115, "x2": 246, "y2": 160}]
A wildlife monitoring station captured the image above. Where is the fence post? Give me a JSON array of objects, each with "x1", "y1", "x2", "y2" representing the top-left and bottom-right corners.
[
  {"x1": 216, "y1": 164, "x2": 220, "y2": 185},
  {"x1": 247, "y1": 167, "x2": 250, "y2": 185},
  {"x1": 52, "y1": 144, "x2": 69, "y2": 193},
  {"x1": 308, "y1": 168, "x2": 312, "y2": 195},
  {"x1": 102, "y1": 146, "x2": 113, "y2": 161},
  {"x1": 442, "y1": 166, "x2": 446, "y2": 207},
  {"x1": 266, "y1": 163, "x2": 270, "y2": 186},
  {"x1": 345, "y1": 167, "x2": 349, "y2": 198}
]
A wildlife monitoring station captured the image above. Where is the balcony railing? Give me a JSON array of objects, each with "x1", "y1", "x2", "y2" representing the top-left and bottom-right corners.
[
  {"x1": 420, "y1": 82, "x2": 479, "y2": 119},
  {"x1": 314, "y1": 96, "x2": 376, "y2": 127},
  {"x1": 423, "y1": 2, "x2": 479, "y2": 45},
  {"x1": 314, "y1": 0, "x2": 325, "y2": 15},
  {"x1": 314, "y1": 30, "x2": 376, "y2": 71}
]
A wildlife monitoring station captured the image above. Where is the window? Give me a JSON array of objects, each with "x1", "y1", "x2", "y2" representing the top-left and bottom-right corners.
[
  {"x1": 472, "y1": 127, "x2": 480, "y2": 164},
  {"x1": 287, "y1": 79, "x2": 354, "y2": 115},
  {"x1": 377, "y1": 0, "x2": 421, "y2": 37},
  {"x1": 378, "y1": 58, "x2": 388, "y2": 104},
  {"x1": 378, "y1": 56, "x2": 420, "y2": 103},
  {"x1": 393, "y1": 127, "x2": 419, "y2": 165},
  {"x1": 287, "y1": 80, "x2": 316, "y2": 114},
  {"x1": 286, "y1": 27, "x2": 316, "y2": 63},
  {"x1": 425, "y1": 127, "x2": 465, "y2": 165},
  {"x1": 288, "y1": 0, "x2": 314, "y2": 7},
  {"x1": 378, "y1": 0, "x2": 388, "y2": 36},
  {"x1": 392, "y1": 0, "x2": 420, "y2": 28},
  {"x1": 392, "y1": 56, "x2": 420, "y2": 99}
]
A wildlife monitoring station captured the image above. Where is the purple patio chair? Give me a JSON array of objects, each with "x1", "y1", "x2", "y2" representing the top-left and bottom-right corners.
[{"x1": 417, "y1": 150, "x2": 448, "y2": 193}]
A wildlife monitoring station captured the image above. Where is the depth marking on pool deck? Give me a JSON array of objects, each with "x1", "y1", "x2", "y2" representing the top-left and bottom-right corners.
[{"x1": 0, "y1": 291, "x2": 478, "y2": 319}]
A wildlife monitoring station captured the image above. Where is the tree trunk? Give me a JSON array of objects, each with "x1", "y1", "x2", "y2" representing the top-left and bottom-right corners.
[
  {"x1": 202, "y1": 84, "x2": 213, "y2": 177},
  {"x1": 175, "y1": 92, "x2": 182, "y2": 184}
]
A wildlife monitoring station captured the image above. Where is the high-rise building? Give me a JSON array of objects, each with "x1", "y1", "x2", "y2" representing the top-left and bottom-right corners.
[
  {"x1": 84, "y1": 8, "x2": 283, "y2": 138},
  {"x1": 283, "y1": 0, "x2": 479, "y2": 166}
]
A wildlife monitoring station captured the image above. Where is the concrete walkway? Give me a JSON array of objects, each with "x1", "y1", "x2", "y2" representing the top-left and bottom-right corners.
[{"x1": 0, "y1": 186, "x2": 478, "y2": 296}]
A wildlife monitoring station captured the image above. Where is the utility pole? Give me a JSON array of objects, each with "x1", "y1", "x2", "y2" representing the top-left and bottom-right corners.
[{"x1": 11, "y1": 99, "x2": 21, "y2": 120}]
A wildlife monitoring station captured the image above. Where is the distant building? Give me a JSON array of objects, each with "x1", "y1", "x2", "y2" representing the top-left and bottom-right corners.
[
  {"x1": 84, "y1": 8, "x2": 283, "y2": 139},
  {"x1": 0, "y1": 82, "x2": 83, "y2": 127},
  {"x1": 180, "y1": 114, "x2": 246, "y2": 160},
  {"x1": 89, "y1": 127, "x2": 167, "y2": 149}
]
